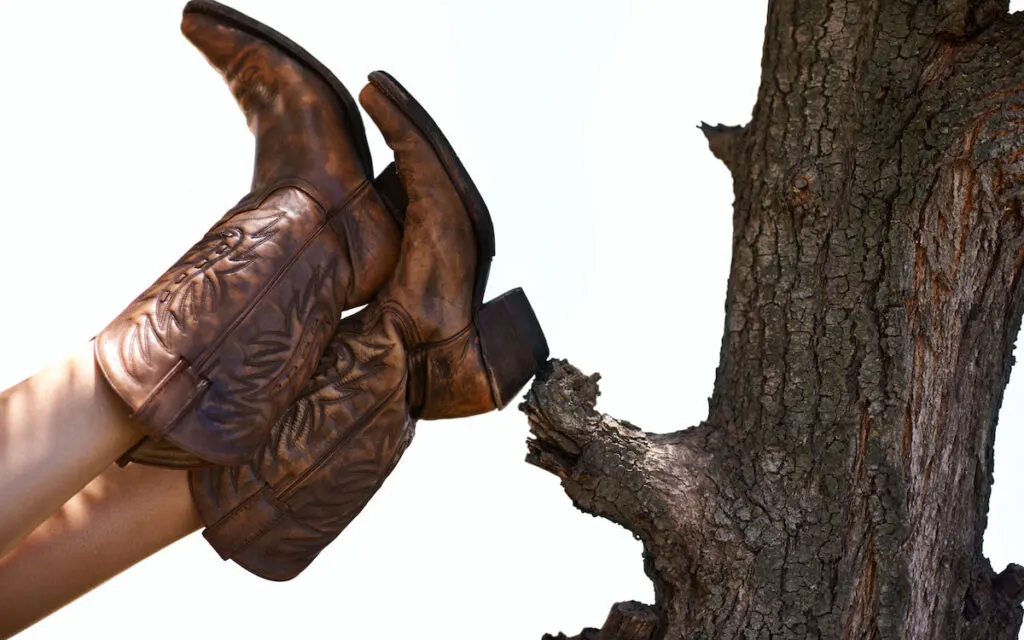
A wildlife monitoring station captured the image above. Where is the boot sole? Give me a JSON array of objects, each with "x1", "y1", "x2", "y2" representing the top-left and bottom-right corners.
[{"x1": 183, "y1": 0, "x2": 375, "y2": 178}]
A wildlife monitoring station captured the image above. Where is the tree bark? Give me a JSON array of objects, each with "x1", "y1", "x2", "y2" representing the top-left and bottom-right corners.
[{"x1": 522, "y1": 2, "x2": 1024, "y2": 638}]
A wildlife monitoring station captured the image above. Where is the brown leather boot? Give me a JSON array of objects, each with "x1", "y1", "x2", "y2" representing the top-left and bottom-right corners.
[
  {"x1": 189, "y1": 298, "x2": 544, "y2": 580},
  {"x1": 96, "y1": 1, "x2": 402, "y2": 466},
  {"x1": 360, "y1": 71, "x2": 549, "y2": 419},
  {"x1": 190, "y1": 303, "x2": 414, "y2": 581},
  {"x1": 187, "y1": 72, "x2": 548, "y2": 580}
]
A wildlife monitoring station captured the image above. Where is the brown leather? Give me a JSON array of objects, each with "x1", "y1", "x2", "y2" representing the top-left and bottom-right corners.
[
  {"x1": 361, "y1": 72, "x2": 521, "y2": 420},
  {"x1": 190, "y1": 304, "x2": 414, "y2": 581},
  {"x1": 118, "y1": 168, "x2": 405, "y2": 470},
  {"x1": 188, "y1": 72, "x2": 549, "y2": 581},
  {"x1": 95, "y1": 1, "x2": 400, "y2": 466}
]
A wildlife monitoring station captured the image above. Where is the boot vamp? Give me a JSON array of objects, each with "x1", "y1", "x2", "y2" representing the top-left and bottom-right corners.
[{"x1": 182, "y1": 11, "x2": 367, "y2": 204}]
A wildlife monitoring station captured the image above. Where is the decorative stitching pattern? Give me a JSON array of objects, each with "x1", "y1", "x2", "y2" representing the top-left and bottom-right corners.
[
  {"x1": 192, "y1": 309, "x2": 416, "y2": 579},
  {"x1": 117, "y1": 209, "x2": 285, "y2": 383}
]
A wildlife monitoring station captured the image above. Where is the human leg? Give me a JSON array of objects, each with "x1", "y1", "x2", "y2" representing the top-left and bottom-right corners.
[
  {"x1": 0, "y1": 462, "x2": 199, "y2": 638},
  {"x1": 0, "y1": 342, "x2": 139, "y2": 558}
]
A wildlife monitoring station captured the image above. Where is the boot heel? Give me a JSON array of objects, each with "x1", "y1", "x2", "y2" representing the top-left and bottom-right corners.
[{"x1": 476, "y1": 288, "x2": 549, "y2": 409}]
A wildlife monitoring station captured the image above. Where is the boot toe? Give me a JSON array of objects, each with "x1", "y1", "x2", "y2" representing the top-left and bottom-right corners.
[{"x1": 181, "y1": 11, "x2": 255, "y2": 74}]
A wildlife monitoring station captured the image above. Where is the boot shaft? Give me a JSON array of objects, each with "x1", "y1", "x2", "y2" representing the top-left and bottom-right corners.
[{"x1": 190, "y1": 304, "x2": 415, "y2": 581}]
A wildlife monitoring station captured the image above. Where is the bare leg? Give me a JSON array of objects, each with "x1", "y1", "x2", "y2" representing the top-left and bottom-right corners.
[
  {"x1": 0, "y1": 341, "x2": 141, "y2": 557},
  {"x1": 0, "y1": 462, "x2": 200, "y2": 637}
]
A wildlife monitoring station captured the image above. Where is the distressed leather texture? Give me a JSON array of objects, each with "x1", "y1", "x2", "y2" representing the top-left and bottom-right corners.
[
  {"x1": 97, "y1": 4, "x2": 399, "y2": 466},
  {"x1": 190, "y1": 73, "x2": 549, "y2": 580},
  {"x1": 361, "y1": 75, "x2": 510, "y2": 420},
  {"x1": 190, "y1": 304, "x2": 414, "y2": 581}
]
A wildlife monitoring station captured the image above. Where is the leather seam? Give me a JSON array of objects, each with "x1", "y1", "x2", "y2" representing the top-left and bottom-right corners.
[
  {"x1": 229, "y1": 178, "x2": 328, "y2": 218},
  {"x1": 324, "y1": 178, "x2": 371, "y2": 222},
  {"x1": 191, "y1": 218, "x2": 330, "y2": 374},
  {"x1": 380, "y1": 302, "x2": 421, "y2": 345},
  {"x1": 409, "y1": 320, "x2": 475, "y2": 355},
  {"x1": 132, "y1": 361, "x2": 210, "y2": 438},
  {"x1": 151, "y1": 377, "x2": 210, "y2": 440},
  {"x1": 206, "y1": 484, "x2": 289, "y2": 559},
  {"x1": 131, "y1": 359, "x2": 188, "y2": 420}
]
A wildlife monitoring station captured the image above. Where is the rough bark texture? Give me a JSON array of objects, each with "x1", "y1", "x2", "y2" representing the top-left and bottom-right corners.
[{"x1": 522, "y1": 2, "x2": 1024, "y2": 638}]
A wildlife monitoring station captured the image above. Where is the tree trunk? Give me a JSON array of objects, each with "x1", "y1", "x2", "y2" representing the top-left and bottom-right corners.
[{"x1": 521, "y1": 2, "x2": 1024, "y2": 638}]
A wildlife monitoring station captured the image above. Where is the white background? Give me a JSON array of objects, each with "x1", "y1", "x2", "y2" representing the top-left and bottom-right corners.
[{"x1": 0, "y1": 1, "x2": 1021, "y2": 638}]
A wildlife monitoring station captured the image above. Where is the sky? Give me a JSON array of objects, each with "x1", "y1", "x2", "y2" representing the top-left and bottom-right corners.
[{"x1": 0, "y1": 1, "x2": 1021, "y2": 638}]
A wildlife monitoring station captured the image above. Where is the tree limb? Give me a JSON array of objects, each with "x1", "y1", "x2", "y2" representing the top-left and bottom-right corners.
[
  {"x1": 521, "y1": 361, "x2": 712, "y2": 638},
  {"x1": 699, "y1": 122, "x2": 746, "y2": 176},
  {"x1": 521, "y1": 360, "x2": 656, "y2": 530}
]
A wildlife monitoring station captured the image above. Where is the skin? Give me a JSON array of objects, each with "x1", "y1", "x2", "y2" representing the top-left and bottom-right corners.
[
  {"x1": 0, "y1": 461, "x2": 200, "y2": 637},
  {"x1": 0, "y1": 341, "x2": 141, "y2": 558}
]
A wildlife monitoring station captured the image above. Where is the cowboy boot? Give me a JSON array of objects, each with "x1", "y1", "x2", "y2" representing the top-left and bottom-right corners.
[
  {"x1": 190, "y1": 303, "x2": 414, "y2": 581},
  {"x1": 360, "y1": 71, "x2": 549, "y2": 420},
  {"x1": 95, "y1": 1, "x2": 402, "y2": 467},
  {"x1": 187, "y1": 72, "x2": 548, "y2": 580}
]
